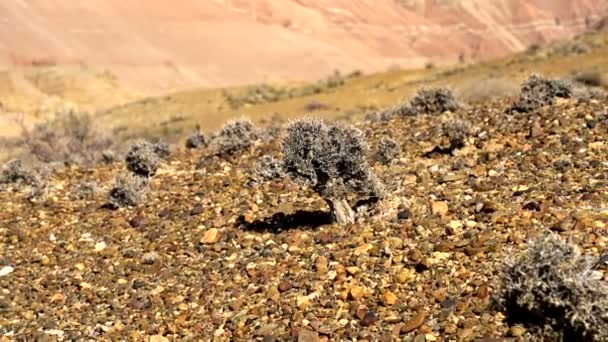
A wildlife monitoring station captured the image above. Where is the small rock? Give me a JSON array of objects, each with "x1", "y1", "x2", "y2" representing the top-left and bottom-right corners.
[
  {"x1": 132, "y1": 279, "x2": 145, "y2": 289},
  {"x1": 278, "y1": 280, "x2": 292, "y2": 293},
  {"x1": 315, "y1": 231, "x2": 333, "y2": 244},
  {"x1": 200, "y1": 228, "x2": 220, "y2": 244},
  {"x1": 354, "y1": 243, "x2": 373, "y2": 256},
  {"x1": 413, "y1": 334, "x2": 426, "y2": 342},
  {"x1": 402, "y1": 311, "x2": 426, "y2": 333},
  {"x1": 508, "y1": 325, "x2": 526, "y2": 337},
  {"x1": 190, "y1": 203, "x2": 204, "y2": 215},
  {"x1": 383, "y1": 291, "x2": 397, "y2": 306},
  {"x1": 397, "y1": 209, "x2": 411, "y2": 220},
  {"x1": 297, "y1": 329, "x2": 319, "y2": 342},
  {"x1": 129, "y1": 215, "x2": 147, "y2": 228},
  {"x1": 431, "y1": 201, "x2": 448, "y2": 216},
  {"x1": 94, "y1": 241, "x2": 106, "y2": 252},
  {"x1": 395, "y1": 268, "x2": 415, "y2": 283},
  {"x1": 360, "y1": 311, "x2": 379, "y2": 326},
  {"x1": 141, "y1": 252, "x2": 159, "y2": 265},
  {"x1": 315, "y1": 256, "x2": 328, "y2": 272},
  {"x1": 149, "y1": 335, "x2": 169, "y2": 342},
  {"x1": 349, "y1": 286, "x2": 365, "y2": 300}
]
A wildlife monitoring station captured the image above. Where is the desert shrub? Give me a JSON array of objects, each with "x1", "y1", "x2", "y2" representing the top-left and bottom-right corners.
[
  {"x1": 0, "y1": 159, "x2": 46, "y2": 187},
  {"x1": 442, "y1": 119, "x2": 472, "y2": 150},
  {"x1": 374, "y1": 137, "x2": 400, "y2": 165},
  {"x1": 212, "y1": 119, "x2": 257, "y2": 157},
  {"x1": 282, "y1": 118, "x2": 384, "y2": 225},
  {"x1": 185, "y1": 128, "x2": 208, "y2": 149},
  {"x1": 253, "y1": 155, "x2": 284, "y2": 181},
  {"x1": 409, "y1": 88, "x2": 460, "y2": 115},
  {"x1": 508, "y1": 74, "x2": 573, "y2": 113},
  {"x1": 14, "y1": 109, "x2": 113, "y2": 165},
  {"x1": 124, "y1": 141, "x2": 161, "y2": 177},
  {"x1": 495, "y1": 234, "x2": 608, "y2": 341},
  {"x1": 107, "y1": 173, "x2": 149, "y2": 208},
  {"x1": 152, "y1": 141, "x2": 171, "y2": 160},
  {"x1": 72, "y1": 182, "x2": 98, "y2": 200}
]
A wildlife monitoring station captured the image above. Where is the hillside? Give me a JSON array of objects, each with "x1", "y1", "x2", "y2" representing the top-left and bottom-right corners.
[
  {"x1": 1, "y1": 76, "x2": 608, "y2": 340},
  {"x1": 0, "y1": 0, "x2": 607, "y2": 93}
]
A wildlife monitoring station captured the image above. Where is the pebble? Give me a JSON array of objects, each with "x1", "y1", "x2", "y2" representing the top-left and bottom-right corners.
[
  {"x1": 360, "y1": 311, "x2": 379, "y2": 326},
  {"x1": 431, "y1": 201, "x2": 448, "y2": 216},
  {"x1": 508, "y1": 325, "x2": 526, "y2": 337},
  {"x1": 149, "y1": 335, "x2": 169, "y2": 342},
  {"x1": 349, "y1": 286, "x2": 365, "y2": 300},
  {"x1": 129, "y1": 214, "x2": 147, "y2": 228},
  {"x1": 0, "y1": 266, "x2": 14, "y2": 277},
  {"x1": 278, "y1": 280, "x2": 292, "y2": 293},
  {"x1": 383, "y1": 290, "x2": 397, "y2": 306},
  {"x1": 190, "y1": 203, "x2": 204, "y2": 215},
  {"x1": 297, "y1": 328, "x2": 319, "y2": 342},
  {"x1": 200, "y1": 228, "x2": 220, "y2": 244},
  {"x1": 397, "y1": 209, "x2": 411, "y2": 220},
  {"x1": 401, "y1": 311, "x2": 426, "y2": 333}
]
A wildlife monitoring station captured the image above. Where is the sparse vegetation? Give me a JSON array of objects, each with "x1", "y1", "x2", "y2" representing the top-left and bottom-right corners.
[
  {"x1": 374, "y1": 137, "x2": 400, "y2": 165},
  {"x1": 442, "y1": 118, "x2": 472, "y2": 150},
  {"x1": 253, "y1": 155, "x2": 284, "y2": 182},
  {"x1": 72, "y1": 181, "x2": 98, "y2": 200},
  {"x1": 409, "y1": 88, "x2": 461, "y2": 115},
  {"x1": 0, "y1": 159, "x2": 47, "y2": 188},
  {"x1": 508, "y1": 74, "x2": 573, "y2": 113},
  {"x1": 11, "y1": 110, "x2": 114, "y2": 165},
  {"x1": 185, "y1": 127, "x2": 208, "y2": 149},
  {"x1": 125, "y1": 140, "x2": 161, "y2": 177},
  {"x1": 495, "y1": 234, "x2": 608, "y2": 341},
  {"x1": 212, "y1": 119, "x2": 257, "y2": 158},
  {"x1": 107, "y1": 172, "x2": 149, "y2": 208},
  {"x1": 282, "y1": 118, "x2": 384, "y2": 225}
]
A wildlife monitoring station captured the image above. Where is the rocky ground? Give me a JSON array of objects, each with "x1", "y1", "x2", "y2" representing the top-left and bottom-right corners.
[{"x1": 1, "y1": 96, "x2": 608, "y2": 341}]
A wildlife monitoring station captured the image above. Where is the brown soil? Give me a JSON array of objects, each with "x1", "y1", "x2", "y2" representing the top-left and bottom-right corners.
[{"x1": 2, "y1": 95, "x2": 608, "y2": 340}]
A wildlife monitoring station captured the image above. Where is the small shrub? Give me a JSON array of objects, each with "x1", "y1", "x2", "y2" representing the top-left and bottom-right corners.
[
  {"x1": 442, "y1": 119, "x2": 472, "y2": 150},
  {"x1": 282, "y1": 118, "x2": 384, "y2": 225},
  {"x1": 374, "y1": 137, "x2": 400, "y2": 165},
  {"x1": 212, "y1": 119, "x2": 257, "y2": 157},
  {"x1": 495, "y1": 234, "x2": 608, "y2": 340},
  {"x1": 254, "y1": 155, "x2": 284, "y2": 181},
  {"x1": 185, "y1": 128, "x2": 208, "y2": 149},
  {"x1": 152, "y1": 141, "x2": 171, "y2": 160},
  {"x1": 13, "y1": 110, "x2": 113, "y2": 165},
  {"x1": 72, "y1": 182, "x2": 98, "y2": 200},
  {"x1": 108, "y1": 173, "x2": 149, "y2": 208},
  {"x1": 409, "y1": 88, "x2": 460, "y2": 115},
  {"x1": 0, "y1": 159, "x2": 46, "y2": 187},
  {"x1": 508, "y1": 74, "x2": 573, "y2": 113},
  {"x1": 125, "y1": 141, "x2": 161, "y2": 177}
]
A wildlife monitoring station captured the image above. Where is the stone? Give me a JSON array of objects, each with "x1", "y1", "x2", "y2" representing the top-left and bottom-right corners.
[
  {"x1": 349, "y1": 286, "x2": 365, "y2": 300},
  {"x1": 383, "y1": 290, "x2": 397, "y2": 306},
  {"x1": 200, "y1": 228, "x2": 220, "y2": 244},
  {"x1": 190, "y1": 203, "x2": 204, "y2": 215},
  {"x1": 297, "y1": 328, "x2": 319, "y2": 342},
  {"x1": 508, "y1": 325, "x2": 526, "y2": 337},
  {"x1": 129, "y1": 214, "x2": 147, "y2": 228},
  {"x1": 360, "y1": 311, "x2": 379, "y2": 326},
  {"x1": 402, "y1": 311, "x2": 426, "y2": 333},
  {"x1": 149, "y1": 335, "x2": 169, "y2": 342},
  {"x1": 431, "y1": 201, "x2": 448, "y2": 216}
]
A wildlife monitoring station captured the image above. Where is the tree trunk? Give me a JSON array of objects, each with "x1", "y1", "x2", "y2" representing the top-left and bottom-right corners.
[{"x1": 327, "y1": 198, "x2": 355, "y2": 225}]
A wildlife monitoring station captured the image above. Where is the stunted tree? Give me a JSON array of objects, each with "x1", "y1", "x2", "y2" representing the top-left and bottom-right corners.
[{"x1": 282, "y1": 118, "x2": 384, "y2": 225}]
